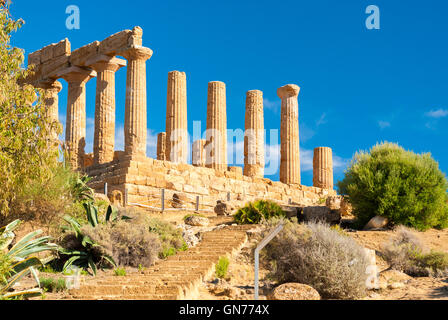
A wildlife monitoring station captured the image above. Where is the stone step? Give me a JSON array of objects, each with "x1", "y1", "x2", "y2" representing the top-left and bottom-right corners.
[{"x1": 70, "y1": 284, "x2": 183, "y2": 297}]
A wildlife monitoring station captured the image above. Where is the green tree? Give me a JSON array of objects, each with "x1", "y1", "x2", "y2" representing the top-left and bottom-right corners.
[
  {"x1": 338, "y1": 142, "x2": 448, "y2": 231},
  {"x1": 0, "y1": 1, "x2": 59, "y2": 219}
]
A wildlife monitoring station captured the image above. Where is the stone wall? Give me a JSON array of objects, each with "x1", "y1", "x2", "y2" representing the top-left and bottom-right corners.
[{"x1": 86, "y1": 155, "x2": 337, "y2": 211}]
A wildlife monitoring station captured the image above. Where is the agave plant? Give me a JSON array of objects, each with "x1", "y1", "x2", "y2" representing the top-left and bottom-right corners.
[
  {"x1": 0, "y1": 220, "x2": 58, "y2": 299},
  {"x1": 58, "y1": 204, "x2": 125, "y2": 275},
  {"x1": 70, "y1": 174, "x2": 94, "y2": 203}
]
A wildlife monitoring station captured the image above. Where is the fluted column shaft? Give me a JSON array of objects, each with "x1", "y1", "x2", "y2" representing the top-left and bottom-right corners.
[
  {"x1": 62, "y1": 68, "x2": 96, "y2": 170},
  {"x1": 89, "y1": 56, "x2": 126, "y2": 165},
  {"x1": 313, "y1": 147, "x2": 333, "y2": 189},
  {"x1": 244, "y1": 90, "x2": 265, "y2": 178},
  {"x1": 192, "y1": 139, "x2": 206, "y2": 167},
  {"x1": 121, "y1": 46, "x2": 153, "y2": 158},
  {"x1": 205, "y1": 81, "x2": 227, "y2": 171},
  {"x1": 157, "y1": 132, "x2": 167, "y2": 160},
  {"x1": 166, "y1": 71, "x2": 188, "y2": 163},
  {"x1": 40, "y1": 81, "x2": 62, "y2": 141},
  {"x1": 278, "y1": 84, "x2": 301, "y2": 185}
]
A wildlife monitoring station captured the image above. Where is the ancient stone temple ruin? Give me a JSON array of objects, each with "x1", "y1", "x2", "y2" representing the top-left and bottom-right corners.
[{"x1": 25, "y1": 26, "x2": 337, "y2": 210}]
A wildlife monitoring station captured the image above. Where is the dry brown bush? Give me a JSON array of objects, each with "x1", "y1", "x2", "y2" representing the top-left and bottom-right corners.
[{"x1": 263, "y1": 219, "x2": 369, "y2": 300}]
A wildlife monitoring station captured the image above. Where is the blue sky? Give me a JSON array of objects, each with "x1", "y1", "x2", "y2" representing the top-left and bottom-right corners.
[{"x1": 9, "y1": 0, "x2": 448, "y2": 188}]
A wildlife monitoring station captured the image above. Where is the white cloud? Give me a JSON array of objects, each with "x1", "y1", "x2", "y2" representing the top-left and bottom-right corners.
[
  {"x1": 425, "y1": 109, "x2": 448, "y2": 119},
  {"x1": 146, "y1": 129, "x2": 159, "y2": 158},
  {"x1": 378, "y1": 120, "x2": 391, "y2": 129},
  {"x1": 263, "y1": 98, "x2": 280, "y2": 113}
]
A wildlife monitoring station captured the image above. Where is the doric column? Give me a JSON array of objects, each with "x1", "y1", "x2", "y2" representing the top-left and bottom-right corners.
[
  {"x1": 244, "y1": 90, "x2": 265, "y2": 178},
  {"x1": 39, "y1": 80, "x2": 63, "y2": 141},
  {"x1": 278, "y1": 84, "x2": 301, "y2": 185},
  {"x1": 166, "y1": 71, "x2": 188, "y2": 163},
  {"x1": 192, "y1": 139, "x2": 206, "y2": 167},
  {"x1": 120, "y1": 46, "x2": 153, "y2": 158},
  {"x1": 205, "y1": 81, "x2": 227, "y2": 171},
  {"x1": 60, "y1": 67, "x2": 96, "y2": 170},
  {"x1": 87, "y1": 55, "x2": 126, "y2": 165},
  {"x1": 157, "y1": 132, "x2": 167, "y2": 161},
  {"x1": 313, "y1": 147, "x2": 333, "y2": 190}
]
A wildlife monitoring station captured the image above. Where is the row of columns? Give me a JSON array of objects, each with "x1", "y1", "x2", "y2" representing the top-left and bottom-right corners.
[
  {"x1": 157, "y1": 77, "x2": 333, "y2": 189},
  {"x1": 38, "y1": 45, "x2": 152, "y2": 170},
  {"x1": 38, "y1": 50, "x2": 334, "y2": 189}
]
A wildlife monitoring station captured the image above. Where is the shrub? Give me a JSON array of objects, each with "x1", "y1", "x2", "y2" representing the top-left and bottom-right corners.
[
  {"x1": 0, "y1": 2, "x2": 62, "y2": 221},
  {"x1": 264, "y1": 221, "x2": 369, "y2": 300},
  {"x1": 114, "y1": 268, "x2": 127, "y2": 277},
  {"x1": 234, "y1": 200, "x2": 286, "y2": 225},
  {"x1": 338, "y1": 142, "x2": 448, "y2": 231},
  {"x1": 40, "y1": 278, "x2": 66, "y2": 293},
  {"x1": 383, "y1": 226, "x2": 448, "y2": 277},
  {"x1": 215, "y1": 256, "x2": 230, "y2": 279}
]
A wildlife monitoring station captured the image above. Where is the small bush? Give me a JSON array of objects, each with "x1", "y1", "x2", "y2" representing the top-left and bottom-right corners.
[
  {"x1": 234, "y1": 200, "x2": 286, "y2": 225},
  {"x1": 114, "y1": 268, "x2": 127, "y2": 277},
  {"x1": 383, "y1": 226, "x2": 448, "y2": 277},
  {"x1": 215, "y1": 256, "x2": 230, "y2": 279},
  {"x1": 338, "y1": 142, "x2": 448, "y2": 231},
  {"x1": 264, "y1": 221, "x2": 369, "y2": 300},
  {"x1": 81, "y1": 220, "x2": 161, "y2": 268},
  {"x1": 40, "y1": 278, "x2": 66, "y2": 293}
]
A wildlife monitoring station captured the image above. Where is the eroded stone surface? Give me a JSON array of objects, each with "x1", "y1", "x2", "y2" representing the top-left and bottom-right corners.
[{"x1": 278, "y1": 84, "x2": 301, "y2": 185}]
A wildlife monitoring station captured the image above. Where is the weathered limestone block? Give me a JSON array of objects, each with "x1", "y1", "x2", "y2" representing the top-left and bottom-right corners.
[
  {"x1": 53, "y1": 39, "x2": 71, "y2": 58},
  {"x1": 364, "y1": 216, "x2": 389, "y2": 231},
  {"x1": 313, "y1": 147, "x2": 333, "y2": 190},
  {"x1": 60, "y1": 67, "x2": 97, "y2": 169},
  {"x1": 205, "y1": 81, "x2": 227, "y2": 172},
  {"x1": 99, "y1": 27, "x2": 142, "y2": 56},
  {"x1": 70, "y1": 41, "x2": 100, "y2": 67},
  {"x1": 244, "y1": 90, "x2": 265, "y2": 178},
  {"x1": 120, "y1": 44, "x2": 153, "y2": 157},
  {"x1": 184, "y1": 215, "x2": 209, "y2": 227},
  {"x1": 192, "y1": 139, "x2": 206, "y2": 167},
  {"x1": 157, "y1": 132, "x2": 167, "y2": 160},
  {"x1": 214, "y1": 200, "x2": 233, "y2": 216},
  {"x1": 166, "y1": 71, "x2": 188, "y2": 163},
  {"x1": 87, "y1": 56, "x2": 126, "y2": 165},
  {"x1": 42, "y1": 55, "x2": 70, "y2": 79},
  {"x1": 278, "y1": 84, "x2": 301, "y2": 185},
  {"x1": 108, "y1": 190, "x2": 124, "y2": 207},
  {"x1": 171, "y1": 193, "x2": 188, "y2": 208},
  {"x1": 28, "y1": 50, "x2": 42, "y2": 66},
  {"x1": 325, "y1": 195, "x2": 342, "y2": 211}
]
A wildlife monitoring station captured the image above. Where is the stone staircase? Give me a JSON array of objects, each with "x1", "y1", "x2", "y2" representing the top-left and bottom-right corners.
[{"x1": 68, "y1": 224, "x2": 253, "y2": 300}]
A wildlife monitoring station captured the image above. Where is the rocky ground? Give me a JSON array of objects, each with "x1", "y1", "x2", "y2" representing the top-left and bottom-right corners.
[{"x1": 14, "y1": 213, "x2": 448, "y2": 300}]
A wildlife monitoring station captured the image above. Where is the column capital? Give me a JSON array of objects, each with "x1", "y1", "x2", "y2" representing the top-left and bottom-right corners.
[
  {"x1": 36, "y1": 80, "x2": 63, "y2": 93},
  {"x1": 119, "y1": 46, "x2": 153, "y2": 61},
  {"x1": 208, "y1": 81, "x2": 226, "y2": 89},
  {"x1": 277, "y1": 84, "x2": 300, "y2": 99},
  {"x1": 86, "y1": 55, "x2": 127, "y2": 73},
  {"x1": 58, "y1": 67, "x2": 97, "y2": 84}
]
